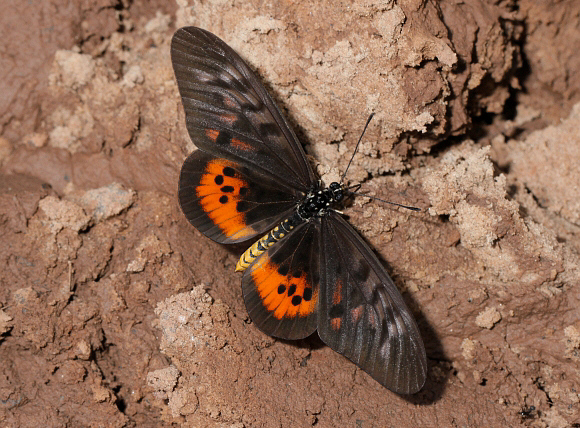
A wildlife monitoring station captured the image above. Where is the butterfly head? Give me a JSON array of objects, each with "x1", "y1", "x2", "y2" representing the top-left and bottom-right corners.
[{"x1": 328, "y1": 182, "x2": 343, "y2": 202}]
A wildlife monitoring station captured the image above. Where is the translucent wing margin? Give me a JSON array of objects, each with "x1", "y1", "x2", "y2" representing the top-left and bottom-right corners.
[{"x1": 318, "y1": 211, "x2": 427, "y2": 394}]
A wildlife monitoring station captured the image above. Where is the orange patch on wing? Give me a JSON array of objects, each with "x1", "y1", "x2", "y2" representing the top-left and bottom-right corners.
[
  {"x1": 205, "y1": 128, "x2": 220, "y2": 142},
  {"x1": 250, "y1": 256, "x2": 317, "y2": 320},
  {"x1": 367, "y1": 309, "x2": 378, "y2": 328},
  {"x1": 332, "y1": 280, "x2": 342, "y2": 305},
  {"x1": 196, "y1": 159, "x2": 254, "y2": 240},
  {"x1": 223, "y1": 95, "x2": 238, "y2": 109},
  {"x1": 220, "y1": 113, "x2": 237, "y2": 125},
  {"x1": 350, "y1": 306, "x2": 364, "y2": 324},
  {"x1": 330, "y1": 317, "x2": 342, "y2": 331},
  {"x1": 231, "y1": 138, "x2": 253, "y2": 151}
]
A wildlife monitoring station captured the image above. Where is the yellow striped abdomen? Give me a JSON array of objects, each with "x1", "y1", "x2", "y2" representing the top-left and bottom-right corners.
[{"x1": 235, "y1": 217, "x2": 299, "y2": 272}]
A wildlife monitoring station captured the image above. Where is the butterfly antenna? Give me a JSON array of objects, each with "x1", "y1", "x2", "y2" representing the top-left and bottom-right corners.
[
  {"x1": 346, "y1": 189, "x2": 421, "y2": 212},
  {"x1": 340, "y1": 113, "x2": 375, "y2": 183},
  {"x1": 341, "y1": 114, "x2": 420, "y2": 212}
]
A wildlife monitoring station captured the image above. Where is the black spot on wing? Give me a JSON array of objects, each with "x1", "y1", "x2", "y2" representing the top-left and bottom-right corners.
[
  {"x1": 291, "y1": 295, "x2": 302, "y2": 306},
  {"x1": 223, "y1": 167, "x2": 235, "y2": 177},
  {"x1": 214, "y1": 175, "x2": 224, "y2": 185},
  {"x1": 353, "y1": 260, "x2": 371, "y2": 282},
  {"x1": 216, "y1": 131, "x2": 231, "y2": 145},
  {"x1": 348, "y1": 288, "x2": 365, "y2": 309},
  {"x1": 328, "y1": 304, "x2": 344, "y2": 318},
  {"x1": 259, "y1": 122, "x2": 283, "y2": 137}
]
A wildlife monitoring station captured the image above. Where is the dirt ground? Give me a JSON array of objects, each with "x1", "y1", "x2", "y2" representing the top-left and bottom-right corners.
[{"x1": 1, "y1": 0, "x2": 580, "y2": 426}]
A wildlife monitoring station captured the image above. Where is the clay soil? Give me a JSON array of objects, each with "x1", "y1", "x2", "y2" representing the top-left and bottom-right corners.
[{"x1": 1, "y1": 0, "x2": 580, "y2": 427}]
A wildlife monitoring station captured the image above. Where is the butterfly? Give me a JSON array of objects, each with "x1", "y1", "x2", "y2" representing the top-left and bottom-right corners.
[{"x1": 171, "y1": 26, "x2": 427, "y2": 394}]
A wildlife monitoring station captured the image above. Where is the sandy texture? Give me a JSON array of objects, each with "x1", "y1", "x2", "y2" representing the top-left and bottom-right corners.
[{"x1": 1, "y1": 0, "x2": 580, "y2": 426}]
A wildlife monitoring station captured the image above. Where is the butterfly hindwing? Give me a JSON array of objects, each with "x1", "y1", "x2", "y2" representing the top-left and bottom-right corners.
[
  {"x1": 171, "y1": 27, "x2": 316, "y2": 194},
  {"x1": 242, "y1": 220, "x2": 320, "y2": 340},
  {"x1": 318, "y1": 211, "x2": 427, "y2": 394},
  {"x1": 179, "y1": 150, "x2": 299, "y2": 243}
]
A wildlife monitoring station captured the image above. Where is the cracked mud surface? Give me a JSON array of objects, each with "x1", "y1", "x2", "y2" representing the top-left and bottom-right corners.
[{"x1": 1, "y1": 0, "x2": 580, "y2": 426}]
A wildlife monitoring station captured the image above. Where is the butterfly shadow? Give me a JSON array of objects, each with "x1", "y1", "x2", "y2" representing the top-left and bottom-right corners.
[{"x1": 402, "y1": 301, "x2": 448, "y2": 405}]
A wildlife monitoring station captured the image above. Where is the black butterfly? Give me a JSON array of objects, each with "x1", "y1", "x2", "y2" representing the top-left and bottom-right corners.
[{"x1": 171, "y1": 26, "x2": 427, "y2": 394}]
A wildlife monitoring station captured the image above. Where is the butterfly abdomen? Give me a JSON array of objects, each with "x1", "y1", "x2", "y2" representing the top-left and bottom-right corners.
[
  {"x1": 236, "y1": 184, "x2": 342, "y2": 272},
  {"x1": 236, "y1": 213, "x2": 303, "y2": 272}
]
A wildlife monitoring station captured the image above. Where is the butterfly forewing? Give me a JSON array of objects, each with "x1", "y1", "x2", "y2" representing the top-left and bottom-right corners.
[
  {"x1": 318, "y1": 211, "x2": 427, "y2": 394},
  {"x1": 171, "y1": 27, "x2": 315, "y2": 194},
  {"x1": 242, "y1": 221, "x2": 320, "y2": 340}
]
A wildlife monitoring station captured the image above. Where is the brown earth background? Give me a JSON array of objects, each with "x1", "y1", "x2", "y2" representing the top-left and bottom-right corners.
[{"x1": 1, "y1": 0, "x2": 580, "y2": 426}]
